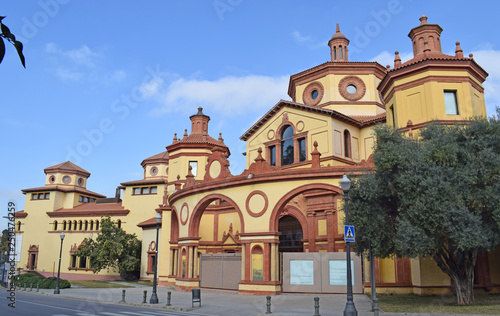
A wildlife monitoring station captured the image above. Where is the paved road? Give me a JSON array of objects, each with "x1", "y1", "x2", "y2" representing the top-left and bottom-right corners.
[{"x1": 0, "y1": 290, "x2": 214, "y2": 316}]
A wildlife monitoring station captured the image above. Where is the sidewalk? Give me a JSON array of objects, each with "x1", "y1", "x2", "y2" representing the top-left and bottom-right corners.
[{"x1": 14, "y1": 284, "x2": 498, "y2": 316}]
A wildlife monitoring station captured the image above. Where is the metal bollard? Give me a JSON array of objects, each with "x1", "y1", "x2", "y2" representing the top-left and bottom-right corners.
[
  {"x1": 166, "y1": 291, "x2": 172, "y2": 306},
  {"x1": 30, "y1": 283, "x2": 33, "y2": 291},
  {"x1": 36, "y1": 284, "x2": 39, "y2": 292},
  {"x1": 265, "y1": 296, "x2": 272, "y2": 314},
  {"x1": 24, "y1": 283, "x2": 26, "y2": 291},
  {"x1": 119, "y1": 289, "x2": 126, "y2": 303},
  {"x1": 313, "y1": 297, "x2": 321, "y2": 316},
  {"x1": 142, "y1": 290, "x2": 147, "y2": 304}
]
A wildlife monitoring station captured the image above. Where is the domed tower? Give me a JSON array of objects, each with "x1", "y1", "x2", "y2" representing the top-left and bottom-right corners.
[
  {"x1": 328, "y1": 23, "x2": 349, "y2": 62},
  {"x1": 379, "y1": 16, "x2": 488, "y2": 130}
]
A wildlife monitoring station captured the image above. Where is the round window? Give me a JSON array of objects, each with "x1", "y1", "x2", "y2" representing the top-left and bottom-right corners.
[
  {"x1": 78, "y1": 178, "x2": 83, "y2": 185},
  {"x1": 346, "y1": 84, "x2": 357, "y2": 94},
  {"x1": 49, "y1": 175, "x2": 55, "y2": 183},
  {"x1": 311, "y1": 90, "x2": 319, "y2": 99},
  {"x1": 63, "y1": 176, "x2": 71, "y2": 184},
  {"x1": 152, "y1": 168, "x2": 157, "y2": 174}
]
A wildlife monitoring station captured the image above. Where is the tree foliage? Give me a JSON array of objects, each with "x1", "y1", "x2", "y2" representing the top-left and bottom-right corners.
[
  {"x1": 349, "y1": 112, "x2": 500, "y2": 305},
  {"x1": 76, "y1": 216, "x2": 141, "y2": 280},
  {"x1": 0, "y1": 16, "x2": 25, "y2": 67}
]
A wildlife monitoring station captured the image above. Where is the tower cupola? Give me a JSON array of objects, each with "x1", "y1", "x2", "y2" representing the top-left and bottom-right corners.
[
  {"x1": 328, "y1": 23, "x2": 349, "y2": 62},
  {"x1": 189, "y1": 107, "x2": 210, "y2": 136},
  {"x1": 408, "y1": 15, "x2": 443, "y2": 57}
]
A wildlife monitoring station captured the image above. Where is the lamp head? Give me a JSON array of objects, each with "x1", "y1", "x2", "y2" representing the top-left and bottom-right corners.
[
  {"x1": 60, "y1": 232, "x2": 65, "y2": 240},
  {"x1": 340, "y1": 174, "x2": 351, "y2": 193},
  {"x1": 155, "y1": 212, "x2": 162, "y2": 224}
]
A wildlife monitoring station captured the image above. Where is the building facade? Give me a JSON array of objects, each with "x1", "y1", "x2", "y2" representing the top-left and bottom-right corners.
[{"x1": 15, "y1": 16, "x2": 499, "y2": 294}]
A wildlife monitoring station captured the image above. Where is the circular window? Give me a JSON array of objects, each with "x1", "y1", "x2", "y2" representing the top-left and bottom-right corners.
[
  {"x1": 302, "y1": 81, "x2": 324, "y2": 106},
  {"x1": 338, "y1": 76, "x2": 366, "y2": 101},
  {"x1": 346, "y1": 85, "x2": 357, "y2": 94},
  {"x1": 63, "y1": 176, "x2": 71, "y2": 184},
  {"x1": 311, "y1": 90, "x2": 319, "y2": 99},
  {"x1": 150, "y1": 166, "x2": 158, "y2": 176},
  {"x1": 78, "y1": 178, "x2": 83, "y2": 186},
  {"x1": 49, "y1": 175, "x2": 56, "y2": 184}
]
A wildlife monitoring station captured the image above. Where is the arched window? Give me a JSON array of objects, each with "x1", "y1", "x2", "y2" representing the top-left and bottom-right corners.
[
  {"x1": 79, "y1": 220, "x2": 83, "y2": 231},
  {"x1": 281, "y1": 125, "x2": 294, "y2": 166},
  {"x1": 339, "y1": 45, "x2": 343, "y2": 59},
  {"x1": 68, "y1": 221, "x2": 72, "y2": 231},
  {"x1": 333, "y1": 46, "x2": 337, "y2": 60},
  {"x1": 53, "y1": 220, "x2": 58, "y2": 231},
  {"x1": 344, "y1": 130, "x2": 351, "y2": 158},
  {"x1": 84, "y1": 220, "x2": 88, "y2": 231},
  {"x1": 63, "y1": 221, "x2": 67, "y2": 231},
  {"x1": 117, "y1": 219, "x2": 121, "y2": 229},
  {"x1": 90, "y1": 220, "x2": 94, "y2": 231},
  {"x1": 95, "y1": 220, "x2": 99, "y2": 231},
  {"x1": 16, "y1": 221, "x2": 21, "y2": 231},
  {"x1": 74, "y1": 220, "x2": 78, "y2": 231}
]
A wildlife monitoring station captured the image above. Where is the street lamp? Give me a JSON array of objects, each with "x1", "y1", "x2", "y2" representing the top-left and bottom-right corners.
[
  {"x1": 150, "y1": 212, "x2": 162, "y2": 304},
  {"x1": 340, "y1": 174, "x2": 357, "y2": 316},
  {"x1": 54, "y1": 232, "x2": 65, "y2": 294}
]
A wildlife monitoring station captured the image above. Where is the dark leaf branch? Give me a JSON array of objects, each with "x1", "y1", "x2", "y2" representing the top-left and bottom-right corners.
[{"x1": 0, "y1": 16, "x2": 25, "y2": 67}]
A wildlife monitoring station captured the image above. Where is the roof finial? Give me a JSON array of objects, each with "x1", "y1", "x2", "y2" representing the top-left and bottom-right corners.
[
  {"x1": 196, "y1": 107, "x2": 204, "y2": 115},
  {"x1": 336, "y1": 23, "x2": 340, "y2": 33},
  {"x1": 394, "y1": 51, "x2": 402, "y2": 67},
  {"x1": 183, "y1": 129, "x2": 188, "y2": 137},
  {"x1": 419, "y1": 15, "x2": 428, "y2": 25},
  {"x1": 455, "y1": 41, "x2": 464, "y2": 58},
  {"x1": 173, "y1": 133, "x2": 178, "y2": 142}
]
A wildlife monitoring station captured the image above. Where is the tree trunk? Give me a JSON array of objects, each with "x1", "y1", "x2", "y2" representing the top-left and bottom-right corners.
[{"x1": 432, "y1": 249, "x2": 477, "y2": 305}]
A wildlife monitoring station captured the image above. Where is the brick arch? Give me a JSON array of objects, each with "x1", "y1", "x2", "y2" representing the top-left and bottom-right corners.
[
  {"x1": 269, "y1": 183, "x2": 343, "y2": 231},
  {"x1": 171, "y1": 207, "x2": 180, "y2": 242},
  {"x1": 188, "y1": 194, "x2": 245, "y2": 237},
  {"x1": 276, "y1": 121, "x2": 297, "y2": 140},
  {"x1": 276, "y1": 204, "x2": 309, "y2": 240}
]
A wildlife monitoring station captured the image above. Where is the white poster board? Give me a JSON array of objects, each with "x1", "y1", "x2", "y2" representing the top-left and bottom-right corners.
[
  {"x1": 290, "y1": 260, "x2": 314, "y2": 285},
  {"x1": 329, "y1": 259, "x2": 354, "y2": 285}
]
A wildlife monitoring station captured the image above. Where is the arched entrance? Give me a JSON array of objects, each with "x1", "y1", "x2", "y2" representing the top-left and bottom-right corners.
[{"x1": 278, "y1": 215, "x2": 303, "y2": 252}]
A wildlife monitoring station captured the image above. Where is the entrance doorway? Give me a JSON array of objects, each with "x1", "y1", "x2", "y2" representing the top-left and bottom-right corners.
[{"x1": 278, "y1": 215, "x2": 303, "y2": 252}]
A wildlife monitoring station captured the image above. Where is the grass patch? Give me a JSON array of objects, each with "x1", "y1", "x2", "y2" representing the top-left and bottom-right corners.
[
  {"x1": 124, "y1": 280, "x2": 153, "y2": 286},
  {"x1": 374, "y1": 293, "x2": 500, "y2": 314},
  {"x1": 15, "y1": 273, "x2": 70, "y2": 289},
  {"x1": 69, "y1": 280, "x2": 134, "y2": 288}
]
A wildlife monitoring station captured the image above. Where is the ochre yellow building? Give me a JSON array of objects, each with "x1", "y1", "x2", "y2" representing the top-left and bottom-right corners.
[{"x1": 15, "y1": 16, "x2": 499, "y2": 295}]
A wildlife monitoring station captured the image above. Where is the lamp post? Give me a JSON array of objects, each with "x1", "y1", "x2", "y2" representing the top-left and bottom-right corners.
[
  {"x1": 150, "y1": 212, "x2": 162, "y2": 304},
  {"x1": 54, "y1": 232, "x2": 65, "y2": 294},
  {"x1": 370, "y1": 244, "x2": 379, "y2": 316},
  {"x1": 340, "y1": 174, "x2": 357, "y2": 316}
]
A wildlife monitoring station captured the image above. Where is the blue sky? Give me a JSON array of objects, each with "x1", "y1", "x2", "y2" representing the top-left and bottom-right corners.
[{"x1": 2, "y1": 1, "x2": 500, "y2": 230}]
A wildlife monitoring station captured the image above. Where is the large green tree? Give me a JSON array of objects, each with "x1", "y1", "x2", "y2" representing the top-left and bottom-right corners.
[
  {"x1": 349, "y1": 113, "x2": 500, "y2": 305},
  {"x1": 76, "y1": 216, "x2": 141, "y2": 280}
]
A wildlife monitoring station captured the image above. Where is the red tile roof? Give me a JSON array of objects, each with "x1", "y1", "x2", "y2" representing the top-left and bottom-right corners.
[
  {"x1": 141, "y1": 151, "x2": 169, "y2": 167},
  {"x1": 44, "y1": 161, "x2": 91, "y2": 177},
  {"x1": 21, "y1": 185, "x2": 106, "y2": 198},
  {"x1": 137, "y1": 216, "x2": 162, "y2": 228},
  {"x1": 46, "y1": 202, "x2": 129, "y2": 217},
  {"x1": 120, "y1": 178, "x2": 168, "y2": 186}
]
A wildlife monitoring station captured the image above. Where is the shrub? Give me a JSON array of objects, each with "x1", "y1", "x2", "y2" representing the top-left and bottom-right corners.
[{"x1": 14, "y1": 273, "x2": 71, "y2": 289}]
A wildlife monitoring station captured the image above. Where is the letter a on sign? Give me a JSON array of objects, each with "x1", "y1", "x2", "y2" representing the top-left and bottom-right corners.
[{"x1": 344, "y1": 225, "x2": 355, "y2": 242}]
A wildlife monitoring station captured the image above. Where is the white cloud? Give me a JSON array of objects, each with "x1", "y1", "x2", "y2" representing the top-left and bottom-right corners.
[
  {"x1": 292, "y1": 31, "x2": 311, "y2": 43},
  {"x1": 56, "y1": 67, "x2": 83, "y2": 81},
  {"x1": 472, "y1": 49, "x2": 500, "y2": 114},
  {"x1": 147, "y1": 75, "x2": 290, "y2": 117},
  {"x1": 370, "y1": 51, "x2": 413, "y2": 68}
]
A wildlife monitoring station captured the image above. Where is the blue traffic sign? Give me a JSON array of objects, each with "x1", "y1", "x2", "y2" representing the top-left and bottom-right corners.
[{"x1": 344, "y1": 225, "x2": 355, "y2": 242}]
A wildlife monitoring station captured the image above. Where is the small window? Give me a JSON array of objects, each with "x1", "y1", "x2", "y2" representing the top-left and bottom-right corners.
[
  {"x1": 444, "y1": 91, "x2": 459, "y2": 115},
  {"x1": 269, "y1": 146, "x2": 276, "y2": 166},
  {"x1": 63, "y1": 176, "x2": 70, "y2": 183},
  {"x1": 90, "y1": 198, "x2": 95, "y2": 203},
  {"x1": 151, "y1": 167, "x2": 158, "y2": 175},
  {"x1": 150, "y1": 186, "x2": 157, "y2": 194},
  {"x1": 79, "y1": 256, "x2": 87, "y2": 269},
  {"x1": 333, "y1": 47, "x2": 337, "y2": 60},
  {"x1": 281, "y1": 125, "x2": 294, "y2": 166},
  {"x1": 84, "y1": 197, "x2": 90, "y2": 203},
  {"x1": 84, "y1": 220, "x2": 88, "y2": 231},
  {"x1": 117, "y1": 220, "x2": 121, "y2": 229},
  {"x1": 89, "y1": 221, "x2": 94, "y2": 231},
  {"x1": 78, "y1": 178, "x2": 83, "y2": 185},
  {"x1": 339, "y1": 45, "x2": 343, "y2": 59},
  {"x1": 79, "y1": 195, "x2": 84, "y2": 202},
  {"x1": 71, "y1": 255, "x2": 77, "y2": 268},
  {"x1": 63, "y1": 221, "x2": 67, "y2": 230},
  {"x1": 44, "y1": 193, "x2": 50, "y2": 199},
  {"x1": 311, "y1": 90, "x2": 319, "y2": 99},
  {"x1": 141, "y1": 187, "x2": 150, "y2": 194},
  {"x1": 68, "y1": 221, "x2": 72, "y2": 231},
  {"x1": 38, "y1": 193, "x2": 44, "y2": 199},
  {"x1": 133, "y1": 188, "x2": 141, "y2": 195},
  {"x1": 95, "y1": 220, "x2": 99, "y2": 231},
  {"x1": 299, "y1": 138, "x2": 306, "y2": 162},
  {"x1": 344, "y1": 130, "x2": 351, "y2": 158},
  {"x1": 53, "y1": 221, "x2": 58, "y2": 231},
  {"x1": 17, "y1": 221, "x2": 21, "y2": 231},
  {"x1": 390, "y1": 106, "x2": 396, "y2": 128},
  {"x1": 79, "y1": 221, "x2": 83, "y2": 231},
  {"x1": 346, "y1": 85, "x2": 357, "y2": 95},
  {"x1": 32, "y1": 193, "x2": 38, "y2": 200},
  {"x1": 189, "y1": 161, "x2": 198, "y2": 177}
]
